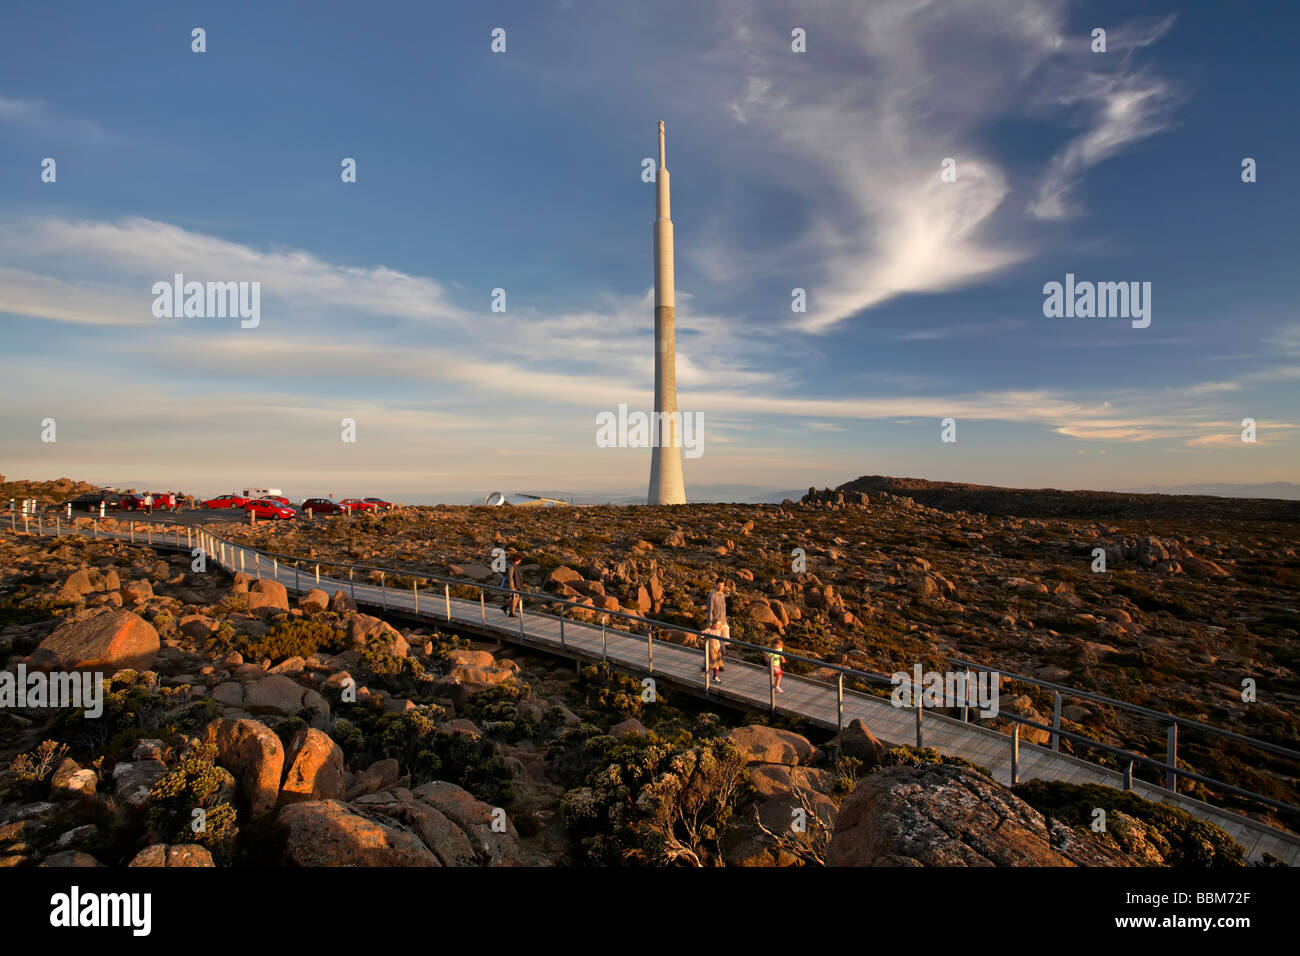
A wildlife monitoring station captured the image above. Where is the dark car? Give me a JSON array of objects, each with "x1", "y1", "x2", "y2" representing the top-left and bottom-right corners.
[
  {"x1": 67, "y1": 492, "x2": 123, "y2": 512},
  {"x1": 299, "y1": 498, "x2": 346, "y2": 515}
]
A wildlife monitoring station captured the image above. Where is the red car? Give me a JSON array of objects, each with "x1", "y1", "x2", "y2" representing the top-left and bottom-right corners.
[
  {"x1": 263, "y1": 495, "x2": 291, "y2": 506},
  {"x1": 245, "y1": 499, "x2": 296, "y2": 520},
  {"x1": 364, "y1": 497, "x2": 395, "y2": 510},
  {"x1": 118, "y1": 494, "x2": 146, "y2": 511},
  {"x1": 340, "y1": 498, "x2": 379, "y2": 512},
  {"x1": 299, "y1": 497, "x2": 346, "y2": 515},
  {"x1": 203, "y1": 494, "x2": 249, "y2": 509},
  {"x1": 148, "y1": 493, "x2": 176, "y2": 510}
]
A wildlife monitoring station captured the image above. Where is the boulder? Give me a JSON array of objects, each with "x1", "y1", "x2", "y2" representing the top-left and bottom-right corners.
[
  {"x1": 56, "y1": 569, "x2": 107, "y2": 602},
  {"x1": 410, "y1": 780, "x2": 523, "y2": 866},
  {"x1": 50, "y1": 758, "x2": 97, "y2": 799},
  {"x1": 547, "y1": 566, "x2": 584, "y2": 587},
  {"x1": 202, "y1": 718, "x2": 285, "y2": 817},
  {"x1": 825, "y1": 719, "x2": 887, "y2": 770},
  {"x1": 329, "y1": 590, "x2": 357, "y2": 613},
  {"x1": 743, "y1": 602, "x2": 785, "y2": 631},
  {"x1": 112, "y1": 759, "x2": 167, "y2": 812},
  {"x1": 729, "y1": 725, "x2": 814, "y2": 765},
  {"x1": 826, "y1": 763, "x2": 1127, "y2": 866},
  {"x1": 33, "y1": 609, "x2": 159, "y2": 672},
  {"x1": 127, "y1": 844, "x2": 215, "y2": 867},
  {"x1": 346, "y1": 614, "x2": 408, "y2": 656},
  {"x1": 298, "y1": 589, "x2": 330, "y2": 612},
  {"x1": 610, "y1": 717, "x2": 649, "y2": 737},
  {"x1": 346, "y1": 758, "x2": 400, "y2": 799},
  {"x1": 278, "y1": 728, "x2": 346, "y2": 806},
  {"x1": 247, "y1": 579, "x2": 289, "y2": 614},
  {"x1": 244, "y1": 674, "x2": 309, "y2": 715},
  {"x1": 278, "y1": 800, "x2": 438, "y2": 866},
  {"x1": 39, "y1": 851, "x2": 103, "y2": 867}
]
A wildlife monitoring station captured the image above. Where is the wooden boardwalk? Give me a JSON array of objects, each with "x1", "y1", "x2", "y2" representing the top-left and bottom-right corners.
[{"x1": 10, "y1": 519, "x2": 1300, "y2": 864}]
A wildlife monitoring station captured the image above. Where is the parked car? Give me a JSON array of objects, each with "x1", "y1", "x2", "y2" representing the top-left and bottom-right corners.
[
  {"x1": 245, "y1": 499, "x2": 296, "y2": 520},
  {"x1": 202, "y1": 494, "x2": 249, "y2": 509},
  {"x1": 340, "y1": 498, "x2": 379, "y2": 512},
  {"x1": 299, "y1": 497, "x2": 346, "y2": 515},
  {"x1": 118, "y1": 494, "x2": 146, "y2": 511},
  {"x1": 363, "y1": 497, "x2": 395, "y2": 510},
  {"x1": 148, "y1": 493, "x2": 176, "y2": 510},
  {"x1": 67, "y1": 492, "x2": 123, "y2": 512},
  {"x1": 262, "y1": 495, "x2": 291, "y2": 506}
]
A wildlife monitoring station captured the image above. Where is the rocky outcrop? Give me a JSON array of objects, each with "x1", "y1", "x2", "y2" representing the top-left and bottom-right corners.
[
  {"x1": 728, "y1": 725, "x2": 814, "y2": 765},
  {"x1": 826, "y1": 763, "x2": 1130, "y2": 866},
  {"x1": 202, "y1": 718, "x2": 285, "y2": 818},
  {"x1": 32, "y1": 609, "x2": 159, "y2": 672}
]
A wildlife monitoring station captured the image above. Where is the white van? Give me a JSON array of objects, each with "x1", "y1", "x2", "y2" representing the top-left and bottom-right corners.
[{"x1": 242, "y1": 487, "x2": 283, "y2": 499}]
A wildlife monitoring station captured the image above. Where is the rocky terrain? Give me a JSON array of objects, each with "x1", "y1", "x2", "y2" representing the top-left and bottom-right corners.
[
  {"x1": 196, "y1": 481, "x2": 1299, "y2": 830},
  {"x1": 0, "y1": 473, "x2": 1295, "y2": 866}
]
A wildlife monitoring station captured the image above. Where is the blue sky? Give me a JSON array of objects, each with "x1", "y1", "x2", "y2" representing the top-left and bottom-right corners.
[{"x1": 1, "y1": 0, "x2": 1296, "y2": 502}]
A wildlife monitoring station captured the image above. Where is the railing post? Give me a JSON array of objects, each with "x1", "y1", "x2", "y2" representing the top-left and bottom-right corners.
[
  {"x1": 769, "y1": 656, "x2": 776, "y2": 713},
  {"x1": 518, "y1": 598, "x2": 525, "y2": 640},
  {"x1": 1166, "y1": 723, "x2": 1178, "y2": 793},
  {"x1": 480, "y1": 592, "x2": 485, "y2": 624},
  {"x1": 601, "y1": 615, "x2": 608, "y2": 662},
  {"x1": 705, "y1": 643, "x2": 711, "y2": 696},
  {"x1": 445, "y1": 584, "x2": 451, "y2": 621},
  {"x1": 56, "y1": 516, "x2": 60, "y2": 537},
  {"x1": 560, "y1": 612, "x2": 565, "y2": 647},
  {"x1": 187, "y1": 528, "x2": 192, "y2": 549},
  {"x1": 349, "y1": 568, "x2": 356, "y2": 602},
  {"x1": 130, "y1": 520, "x2": 134, "y2": 543},
  {"x1": 1011, "y1": 724, "x2": 1020, "y2": 785},
  {"x1": 1051, "y1": 691, "x2": 1062, "y2": 752},
  {"x1": 413, "y1": 581, "x2": 418, "y2": 614},
  {"x1": 315, "y1": 564, "x2": 320, "y2": 584},
  {"x1": 1122, "y1": 761, "x2": 1133, "y2": 791},
  {"x1": 958, "y1": 671, "x2": 968, "y2": 723},
  {"x1": 295, "y1": 562, "x2": 300, "y2": 593},
  {"x1": 837, "y1": 673, "x2": 844, "y2": 729},
  {"x1": 147, "y1": 522, "x2": 152, "y2": 545},
  {"x1": 647, "y1": 630, "x2": 654, "y2": 673},
  {"x1": 255, "y1": 552, "x2": 261, "y2": 580},
  {"x1": 273, "y1": 556, "x2": 277, "y2": 579},
  {"x1": 915, "y1": 697, "x2": 923, "y2": 747},
  {"x1": 380, "y1": 572, "x2": 386, "y2": 612},
  {"x1": 240, "y1": 549, "x2": 245, "y2": 574},
  {"x1": 93, "y1": 518, "x2": 98, "y2": 539}
]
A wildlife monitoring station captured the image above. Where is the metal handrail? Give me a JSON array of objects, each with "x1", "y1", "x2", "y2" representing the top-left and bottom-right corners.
[
  {"x1": 8, "y1": 510, "x2": 1298, "y2": 821},
  {"x1": 950, "y1": 656, "x2": 1300, "y2": 761}
]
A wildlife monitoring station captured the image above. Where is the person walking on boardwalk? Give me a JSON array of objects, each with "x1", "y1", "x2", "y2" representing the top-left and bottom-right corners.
[
  {"x1": 504, "y1": 554, "x2": 523, "y2": 617},
  {"x1": 143, "y1": 492, "x2": 153, "y2": 516},
  {"x1": 707, "y1": 578, "x2": 729, "y2": 639},
  {"x1": 769, "y1": 639, "x2": 785, "y2": 694},
  {"x1": 703, "y1": 624, "x2": 725, "y2": 684}
]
